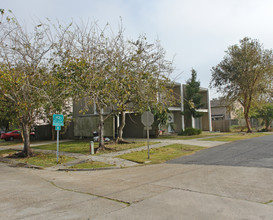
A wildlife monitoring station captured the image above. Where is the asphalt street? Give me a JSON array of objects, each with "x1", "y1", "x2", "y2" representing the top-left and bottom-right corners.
[{"x1": 167, "y1": 134, "x2": 273, "y2": 168}]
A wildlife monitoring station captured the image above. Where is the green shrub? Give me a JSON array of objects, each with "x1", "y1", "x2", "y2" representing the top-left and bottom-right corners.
[
  {"x1": 258, "y1": 127, "x2": 272, "y2": 132},
  {"x1": 179, "y1": 128, "x2": 202, "y2": 136},
  {"x1": 230, "y1": 125, "x2": 247, "y2": 132}
]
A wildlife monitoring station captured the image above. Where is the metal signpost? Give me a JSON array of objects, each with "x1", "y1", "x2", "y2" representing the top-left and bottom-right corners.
[
  {"x1": 141, "y1": 111, "x2": 154, "y2": 159},
  {"x1": 53, "y1": 114, "x2": 64, "y2": 163}
]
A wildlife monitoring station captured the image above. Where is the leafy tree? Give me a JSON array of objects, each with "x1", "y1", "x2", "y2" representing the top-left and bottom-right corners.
[
  {"x1": 211, "y1": 37, "x2": 273, "y2": 133},
  {"x1": 150, "y1": 106, "x2": 169, "y2": 136},
  {"x1": 0, "y1": 12, "x2": 56, "y2": 156},
  {"x1": 256, "y1": 104, "x2": 273, "y2": 131},
  {"x1": 59, "y1": 22, "x2": 175, "y2": 148},
  {"x1": 56, "y1": 23, "x2": 117, "y2": 152},
  {"x1": 109, "y1": 34, "x2": 174, "y2": 142},
  {"x1": 38, "y1": 72, "x2": 73, "y2": 140},
  {"x1": 0, "y1": 96, "x2": 17, "y2": 131},
  {"x1": 182, "y1": 69, "x2": 204, "y2": 126}
]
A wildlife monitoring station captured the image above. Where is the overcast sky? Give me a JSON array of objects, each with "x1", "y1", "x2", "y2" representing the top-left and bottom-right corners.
[{"x1": 2, "y1": 0, "x2": 273, "y2": 97}]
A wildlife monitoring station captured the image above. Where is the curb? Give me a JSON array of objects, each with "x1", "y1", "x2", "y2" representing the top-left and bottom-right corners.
[
  {"x1": 0, "y1": 157, "x2": 44, "y2": 169},
  {"x1": 0, "y1": 157, "x2": 125, "y2": 171},
  {"x1": 57, "y1": 166, "x2": 122, "y2": 171},
  {"x1": 13, "y1": 163, "x2": 44, "y2": 170}
]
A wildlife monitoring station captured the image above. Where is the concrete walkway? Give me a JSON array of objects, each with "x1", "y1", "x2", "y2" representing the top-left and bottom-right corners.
[{"x1": 128, "y1": 137, "x2": 228, "y2": 147}]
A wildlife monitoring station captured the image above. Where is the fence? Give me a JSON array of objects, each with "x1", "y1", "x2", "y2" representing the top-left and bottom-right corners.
[
  {"x1": 212, "y1": 120, "x2": 231, "y2": 132},
  {"x1": 35, "y1": 122, "x2": 74, "y2": 140},
  {"x1": 212, "y1": 118, "x2": 262, "y2": 132}
]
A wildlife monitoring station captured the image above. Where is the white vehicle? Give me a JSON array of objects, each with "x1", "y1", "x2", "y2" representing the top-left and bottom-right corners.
[{"x1": 93, "y1": 136, "x2": 110, "y2": 142}]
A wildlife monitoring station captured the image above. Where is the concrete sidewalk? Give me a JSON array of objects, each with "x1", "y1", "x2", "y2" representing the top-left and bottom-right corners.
[
  {"x1": 1, "y1": 136, "x2": 273, "y2": 219},
  {"x1": 1, "y1": 162, "x2": 273, "y2": 219}
]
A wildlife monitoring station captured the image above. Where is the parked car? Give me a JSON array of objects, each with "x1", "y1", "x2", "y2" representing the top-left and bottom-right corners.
[{"x1": 0, "y1": 130, "x2": 35, "y2": 141}]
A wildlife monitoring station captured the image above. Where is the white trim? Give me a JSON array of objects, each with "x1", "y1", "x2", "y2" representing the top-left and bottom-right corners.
[
  {"x1": 191, "y1": 115, "x2": 195, "y2": 128},
  {"x1": 116, "y1": 114, "x2": 120, "y2": 128},
  {"x1": 196, "y1": 109, "x2": 208, "y2": 113},
  {"x1": 168, "y1": 107, "x2": 182, "y2": 111},
  {"x1": 93, "y1": 103, "x2": 97, "y2": 114}
]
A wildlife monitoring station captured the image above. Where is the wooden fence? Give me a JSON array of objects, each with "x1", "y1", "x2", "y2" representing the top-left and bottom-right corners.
[
  {"x1": 212, "y1": 118, "x2": 262, "y2": 132},
  {"x1": 212, "y1": 120, "x2": 231, "y2": 132}
]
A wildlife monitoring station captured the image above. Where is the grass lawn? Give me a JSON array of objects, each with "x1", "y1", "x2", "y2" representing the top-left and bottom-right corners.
[
  {"x1": 32, "y1": 141, "x2": 157, "y2": 155},
  {"x1": 17, "y1": 153, "x2": 75, "y2": 167},
  {"x1": 158, "y1": 132, "x2": 229, "y2": 140},
  {"x1": 117, "y1": 144, "x2": 205, "y2": 164},
  {"x1": 200, "y1": 132, "x2": 271, "y2": 142},
  {"x1": 0, "y1": 140, "x2": 46, "y2": 147},
  {"x1": 70, "y1": 160, "x2": 113, "y2": 169},
  {"x1": 0, "y1": 149, "x2": 18, "y2": 156},
  {"x1": 0, "y1": 140, "x2": 23, "y2": 147}
]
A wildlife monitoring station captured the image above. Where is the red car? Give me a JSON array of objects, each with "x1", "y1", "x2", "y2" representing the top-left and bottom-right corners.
[{"x1": 0, "y1": 130, "x2": 35, "y2": 141}]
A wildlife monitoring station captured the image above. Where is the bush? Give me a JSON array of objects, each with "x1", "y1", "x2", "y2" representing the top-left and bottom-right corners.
[
  {"x1": 230, "y1": 125, "x2": 247, "y2": 132},
  {"x1": 179, "y1": 128, "x2": 202, "y2": 136},
  {"x1": 258, "y1": 127, "x2": 272, "y2": 132}
]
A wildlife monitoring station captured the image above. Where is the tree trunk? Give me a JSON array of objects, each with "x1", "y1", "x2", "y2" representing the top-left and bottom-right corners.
[
  {"x1": 97, "y1": 108, "x2": 105, "y2": 152},
  {"x1": 154, "y1": 124, "x2": 160, "y2": 138},
  {"x1": 244, "y1": 101, "x2": 252, "y2": 133},
  {"x1": 116, "y1": 111, "x2": 126, "y2": 143},
  {"x1": 5, "y1": 120, "x2": 9, "y2": 132},
  {"x1": 265, "y1": 121, "x2": 271, "y2": 131},
  {"x1": 21, "y1": 120, "x2": 32, "y2": 157},
  {"x1": 244, "y1": 114, "x2": 252, "y2": 133}
]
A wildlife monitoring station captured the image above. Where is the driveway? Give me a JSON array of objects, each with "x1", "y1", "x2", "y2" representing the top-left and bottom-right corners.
[{"x1": 167, "y1": 134, "x2": 273, "y2": 168}]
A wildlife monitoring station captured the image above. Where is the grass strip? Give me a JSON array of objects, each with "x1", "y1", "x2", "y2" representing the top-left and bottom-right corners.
[
  {"x1": 17, "y1": 153, "x2": 75, "y2": 167},
  {"x1": 117, "y1": 144, "x2": 205, "y2": 164},
  {"x1": 158, "y1": 133, "x2": 229, "y2": 140},
  {"x1": 32, "y1": 141, "x2": 157, "y2": 155},
  {"x1": 0, "y1": 140, "x2": 22, "y2": 146},
  {"x1": 200, "y1": 133, "x2": 270, "y2": 142},
  {"x1": 0, "y1": 149, "x2": 18, "y2": 156}
]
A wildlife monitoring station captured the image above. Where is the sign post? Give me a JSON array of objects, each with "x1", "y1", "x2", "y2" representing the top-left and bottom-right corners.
[
  {"x1": 141, "y1": 111, "x2": 154, "y2": 159},
  {"x1": 53, "y1": 114, "x2": 64, "y2": 163}
]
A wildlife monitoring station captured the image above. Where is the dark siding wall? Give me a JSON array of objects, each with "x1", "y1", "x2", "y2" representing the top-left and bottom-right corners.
[{"x1": 123, "y1": 114, "x2": 157, "y2": 138}]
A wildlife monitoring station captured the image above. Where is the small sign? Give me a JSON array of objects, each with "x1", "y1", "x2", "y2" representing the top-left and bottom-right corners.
[
  {"x1": 141, "y1": 111, "x2": 154, "y2": 127},
  {"x1": 141, "y1": 111, "x2": 154, "y2": 160},
  {"x1": 53, "y1": 114, "x2": 64, "y2": 126},
  {"x1": 55, "y1": 126, "x2": 61, "y2": 131}
]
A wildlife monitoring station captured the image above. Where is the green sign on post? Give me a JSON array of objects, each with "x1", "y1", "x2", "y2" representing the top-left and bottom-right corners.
[
  {"x1": 53, "y1": 114, "x2": 64, "y2": 126},
  {"x1": 53, "y1": 114, "x2": 64, "y2": 163}
]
